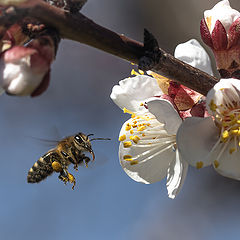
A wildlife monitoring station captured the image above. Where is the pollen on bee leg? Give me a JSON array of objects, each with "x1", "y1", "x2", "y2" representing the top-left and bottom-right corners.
[
  {"x1": 67, "y1": 173, "x2": 76, "y2": 190},
  {"x1": 52, "y1": 161, "x2": 63, "y2": 172},
  {"x1": 196, "y1": 161, "x2": 203, "y2": 169}
]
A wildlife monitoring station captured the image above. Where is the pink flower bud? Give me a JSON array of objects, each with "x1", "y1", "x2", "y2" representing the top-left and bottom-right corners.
[
  {"x1": 1, "y1": 35, "x2": 55, "y2": 97},
  {"x1": 200, "y1": 0, "x2": 240, "y2": 78}
]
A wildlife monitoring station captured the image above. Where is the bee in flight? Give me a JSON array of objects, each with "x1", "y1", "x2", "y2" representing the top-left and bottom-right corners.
[{"x1": 27, "y1": 132, "x2": 110, "y2": 189}]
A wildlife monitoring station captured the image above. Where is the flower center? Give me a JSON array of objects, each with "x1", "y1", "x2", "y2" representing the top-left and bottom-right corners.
[
  {"x1": 119, "y1": 109, "x2": 176, "y2": 166},
  {"x1": 208, "y1": 97, "x2": 240, "y2": 168}
]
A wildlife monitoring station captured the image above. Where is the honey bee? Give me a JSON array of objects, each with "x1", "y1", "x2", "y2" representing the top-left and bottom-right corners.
[{"x1": 27, "y1": 132, "x2": 110, "y2": 189}]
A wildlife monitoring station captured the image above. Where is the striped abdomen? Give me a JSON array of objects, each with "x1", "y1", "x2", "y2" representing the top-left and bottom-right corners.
[{"x1": 27, "y1": 151, "x2": 61, "y2": 183}]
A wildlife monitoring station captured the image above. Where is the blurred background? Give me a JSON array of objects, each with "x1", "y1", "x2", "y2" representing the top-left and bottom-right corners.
[{"x1": 0, "y1": 0, "x2": 240, "y2": 239}]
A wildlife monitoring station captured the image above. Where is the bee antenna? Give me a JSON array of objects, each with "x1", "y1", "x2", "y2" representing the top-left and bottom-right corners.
[
  {"x1": 87, "y1": 134, "x2": 94, "y2": 138},
  {"x1": 90, "y1": 138, "x2": 111, "y2": 141}
]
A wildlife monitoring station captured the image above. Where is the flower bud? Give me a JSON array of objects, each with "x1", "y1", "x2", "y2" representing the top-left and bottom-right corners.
[
  {"x1": 1, "y1": 35, "x2": 55, "y2": 97},
  {"x1": 200, "y1": 0, "x2": 240, "y2": 78}
]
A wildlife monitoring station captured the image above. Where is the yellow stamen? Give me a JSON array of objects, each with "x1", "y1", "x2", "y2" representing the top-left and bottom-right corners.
[
  {"x1": 123, "y1": 107, "x2": 133, "y2": 115},
  {"x1": 229, "y1": 148, "x2": 236, "y2": 154},
  {"x1": 130, "y1": 130, "x2": 134, "y2": 134},
  {"x1": 119, "y1": 134, "x2": 126, "y2": 141},
  {"x1": 132, "y1": 135, "x2": 140, "y2": 144},
  {"x1": 209, "y1": 99, "x2": 217, "y2": 112},
  {"x1": 137, "y1": 126, "x2": 146, "y2": 132},
  {"x1": 221, "y1": 130, "x2": 229, "y2": 141},
  {"x1": 230, "y1": 129, "x2": 238, "y2": 136},
  {"x1": 130, "y1": 160, "x2": 139, "y2": 165},
  {"x1": 206, "y1": 16, "x2": 212, "y2": 30},
  {"x1": 125, "y1": 123, "x2": 131, "y2": 131},
  {"x1": 123, "y1": 155, "x2": 133, "y2": 160},
  {"x1": 196, "y1": 161, "x2": 203, "y2": 169},
  {"x1": 214, "y1": 160, "x2": 219, "y2": 168},
  {"x1": 230, "y1": 114, "x2": 235, "y2": 120},
  {"x1": 131, "y1": 69, "x2": 139, "y2": 76},
  {"x1": 123, "y1": 141, "x2": 132, "y2": 148}
]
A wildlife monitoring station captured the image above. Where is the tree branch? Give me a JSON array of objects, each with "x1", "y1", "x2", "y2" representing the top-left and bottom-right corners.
[{"x1": 0, "y1": 0, "x2": 219, "y2": 95}]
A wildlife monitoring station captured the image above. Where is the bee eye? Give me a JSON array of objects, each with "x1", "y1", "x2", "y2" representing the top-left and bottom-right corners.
[{"x1": 74, "y1": 135, "x2": 83, "y2": 143}]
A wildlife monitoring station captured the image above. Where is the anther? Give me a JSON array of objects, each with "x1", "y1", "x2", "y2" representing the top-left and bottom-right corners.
[
  {"x1": 214, "y1": 160, "x2": 219, "y2": 168},
  {"x1": 196, "y1": 161, "x2": 203, "y2": 169},
  {"x1": 123, "y1": 141, "x2": 132, "y2": 148},
  {"x1": 119, "y1": 134, "x2": 126, "y2": 141}
]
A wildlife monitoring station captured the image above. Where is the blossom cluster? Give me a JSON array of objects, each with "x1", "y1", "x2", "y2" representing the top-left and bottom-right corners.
[{"x1": 111, "y1": 0, "x2": 240, "y2": 199}]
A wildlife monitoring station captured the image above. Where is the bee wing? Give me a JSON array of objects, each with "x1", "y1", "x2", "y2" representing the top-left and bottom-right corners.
[{"x1": 26, "y1": 136, "x2": 59, "y2": 147}]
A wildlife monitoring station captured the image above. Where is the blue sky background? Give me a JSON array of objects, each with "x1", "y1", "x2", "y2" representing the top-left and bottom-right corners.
[{"x1": 1, "y1": 0, "x2": 240, "y2": 239}]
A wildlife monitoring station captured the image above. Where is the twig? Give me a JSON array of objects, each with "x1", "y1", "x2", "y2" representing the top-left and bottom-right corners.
[{"x1": 0, "y1": 0, "x2": 219, "y2": 95}]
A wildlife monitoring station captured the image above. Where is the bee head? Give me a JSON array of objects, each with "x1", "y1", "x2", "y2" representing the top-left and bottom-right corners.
[
  {"x1": 73, "y1": 133, "x2": 110, "y2": 161},
  {"x1": 73, "y1": 133, "x2": 93, "y2": 152}
]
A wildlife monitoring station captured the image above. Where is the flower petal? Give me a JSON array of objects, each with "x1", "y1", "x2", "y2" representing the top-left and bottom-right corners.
[
  {"x1": 212, "y1": 140, "x2": 240, "y2": 180},
  {"x1": 206, "y1": 78, "x2": 240, "y2": 115},
  {"x1": 147, "y1": 97, "x2": 182, "y2": 135},
  {"x1": 166, "y1": 149, "x2": 188, "y2": 199},
  {"x1": 110, "y1": 75, "x2": 162, "y2": 113},
  {"x1": 176, "y1": 117, "x2": 219, "y2": 168},
  {"x1": 211, "y1": 20, "x2": 228, "y2": 50},
  {"x1": 3, "y1": 61, "x2": 45, "y2": 96},
  {"x1": 174, "y1": 39, "x2": 213, "y2": 76},
  {"x1": 200, "y1": 18, "x2": 214, "y2": 48},
  {"x1": 119, "y1": 114, "x2": 176, "y2": 184},
  {"x1": 204, "y1": 0, "x2": 240, "y2": 34}
]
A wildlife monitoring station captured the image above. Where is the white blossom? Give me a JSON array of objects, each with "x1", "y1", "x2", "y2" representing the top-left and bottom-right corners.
[{"x1": 177, "y1": 78, "x2": 240, "y2": 180}]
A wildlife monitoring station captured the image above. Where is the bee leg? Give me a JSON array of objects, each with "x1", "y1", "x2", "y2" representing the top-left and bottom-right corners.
[
  {"x1": 83, "y1": 156, "x2": 91, "y2": 168},
  {"x1": 67, "y1": 172, "x2": 76, "y2": 190},
  {"x1": 61, "y1": 150, "x2": 78, "y2": 171},
  {"x1": 58, "y1": 169, "x2": 69, "y2": 185},
  {"x1": 58, "y1": 169, "x2": 76, "y2": 190},
  {"x1": 73, "y1": 164, "x2": 78, "y2": 171}
]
